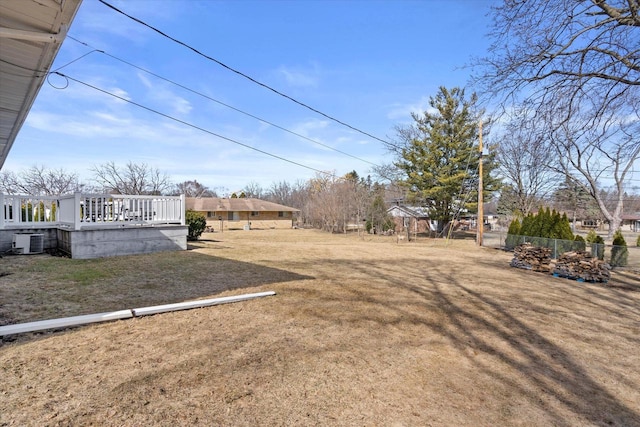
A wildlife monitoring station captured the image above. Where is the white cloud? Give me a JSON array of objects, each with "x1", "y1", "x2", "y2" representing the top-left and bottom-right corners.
[
  {"x1": 386, "y1": 97, "x2": 435, "y2": 120},
  {"x1": 136, "y1": 72, "x2": 192, "y2": 116},
  {"x1": 277, "y1": 63, "x2": 320, "y2": 87},
  {"x1": 109, "y1": 87, "x2": 132, "y2": 102},
  {"x1": 291, "y1": 118, "x2": 330, "y2": 137},
  {"x1": 137, "y1": 72, "x2": 153, "y2": 89}
]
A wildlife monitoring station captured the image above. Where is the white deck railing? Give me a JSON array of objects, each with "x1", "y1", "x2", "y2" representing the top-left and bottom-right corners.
[{"x1": 1, "y1": 193, "x2": 185, "y2": 230}]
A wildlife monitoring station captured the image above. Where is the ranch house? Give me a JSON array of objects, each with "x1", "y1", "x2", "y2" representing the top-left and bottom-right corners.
[
  {"x1": 186, "y1": 197, "x2": 299, "y2": 231},
  {"x1": 387, "y1": 205, "x2": 434, "y2": 234},
  {"x1": 621, "y1": 214, "x2": 640, "y2": 232}
]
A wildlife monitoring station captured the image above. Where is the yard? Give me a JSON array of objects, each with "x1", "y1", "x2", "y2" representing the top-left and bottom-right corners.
[{"x1": 1, "y1": 229, "x2": 639, "y2": 426}]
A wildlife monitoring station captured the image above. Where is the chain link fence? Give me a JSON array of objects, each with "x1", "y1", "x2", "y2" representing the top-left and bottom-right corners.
[{"x1": 482, "y1": 232, "x2": 639, "y2": 268}]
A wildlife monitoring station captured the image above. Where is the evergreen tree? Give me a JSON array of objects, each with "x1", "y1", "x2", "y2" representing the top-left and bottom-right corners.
[
  {"x1": 552, "y1": 176, "x2": 600, "y2": 226},
  {"x1": 505, "y1": 218, "x2": 522, "y2": 250},
  {"x1": 538, "y1": 207, "x2": 551, "y2": 238},
  {"x1": 512, "y1": 207, "x2": 574, "y2": 255},
  {"x1": 520, "y1": 212, "x2": 534, "y2": 237},
  {"x1": 551, "y1": 212, "x2": 574, "y2": 240},
  {"x1": 610, "y1": 230, "x2": 628, "y2": 267},
  {"x1": 574, "y1": 235, "x2": 586, "y2": 251},
  {"x1": 586, "y1": 229, "x2": 605, "y2": 260},
  {"x1": 367, "y1": 194, "x2": 393, "y2": 234},
  {"x1": 392, "y1": 87, "x2": 500, "y2": 232},
  {"x1": 585, "y1": 229, "x2": 598, "y2": 243}
]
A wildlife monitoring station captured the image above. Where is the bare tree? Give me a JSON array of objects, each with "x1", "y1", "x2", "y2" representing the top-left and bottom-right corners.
[
  {"x1": 267, "y1": 180, "x2": 292, "y2": 205},
  {"x1": 301, "y1": 172, "x2": 381, "y2": 233},
  {"x1": 266, "y1": 180, "x2": 310, "y2": 208},
  {"x1": 478, "y1": 0, "x2": 640, "y2": 237},
  {"x1": 305, "y1": 173, "x2": 336, "y2": 231},
  {"x1": 173, "y1": 180, "x2": 216, "y2": 197},
  {"x1": 265, "y1": 180, "x2": 311, "y2": 225},
  {"x1": 1, "y1": 166, "x2": 82, "y2": 195},
  {"x1": 545, "y1": 100, "x2": 640, "y2": 236},
  {"x1": 242, "y1": 181, "x2": 264, "y2": 199},
  {"x1": 0, "y1": 170, "x2": 20, "y2": 194},
  {"x1": 494, "y1": 108, "x2": 560, "y2": 216},
  {"x1": 91, "y1": 161, "x2": 172, "y2": 195},
  {"x1": 479, "y1": 0, "x2": 640, "y2": 118}
]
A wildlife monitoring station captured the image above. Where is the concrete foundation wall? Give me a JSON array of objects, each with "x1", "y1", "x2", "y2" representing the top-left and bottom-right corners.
[
  {"x1": 1, "y1": 225, "x2": 187, "y2": 259},
  {"x1": 57, "y1": 225, "x2": 188, "y2": 259}
]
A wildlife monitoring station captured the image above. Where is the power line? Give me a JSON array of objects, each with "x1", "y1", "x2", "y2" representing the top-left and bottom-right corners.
[
  {"x1": 52, "y1": 72, "x2": 335, "y2": 177},
  {"x1": 65, "y1": 36, "x2": 379, "y2": 167},
  {"x1": 0, "y1": 58, "x2": 45, "y2": 77},
  {"x1": 97, "y1": 0, "x2": 391, "y2": 146}
]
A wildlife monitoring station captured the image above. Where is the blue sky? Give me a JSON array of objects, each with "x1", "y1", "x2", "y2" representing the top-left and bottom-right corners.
[{"x1": 6, "y1": 0, "x2": 496, "y2": 194}]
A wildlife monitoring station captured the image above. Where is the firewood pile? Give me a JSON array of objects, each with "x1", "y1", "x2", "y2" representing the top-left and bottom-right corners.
[
  {"x1": 553, "y1": 251, "x2": 610, "y2": 283},
  {"x1": 510, "y1": 243, "x2": 552, "y2": 272}
]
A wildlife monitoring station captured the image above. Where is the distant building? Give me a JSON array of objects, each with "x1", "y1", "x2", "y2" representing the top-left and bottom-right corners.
[
  {"x1": 185, "y1": 197, "x2": 299, "y2": 231},
  {"x1": 387, "y1": 205, "x2": 435, "y2": 234},
  {"x1": 621, "y1": 213, "x2": 640, "y2": 232}
]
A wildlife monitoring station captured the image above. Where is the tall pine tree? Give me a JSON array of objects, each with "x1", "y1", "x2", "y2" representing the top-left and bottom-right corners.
[{"x1": 393, "y1": 87, "x2": 500, "y2": 232}]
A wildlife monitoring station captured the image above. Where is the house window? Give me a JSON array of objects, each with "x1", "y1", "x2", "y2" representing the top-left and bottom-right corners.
[
  {"x1": 278, "y1": 211, "x2": 285, "y2": 217},
  {"x1": 228, "y1": 212, "x2": 235, "y2": 221},
  {"x1": 251, "y1": 211, "x2": 259, "y2": 217},
  {"x1": 207, "y1": 211, "x2": 216, "y2": 218}
]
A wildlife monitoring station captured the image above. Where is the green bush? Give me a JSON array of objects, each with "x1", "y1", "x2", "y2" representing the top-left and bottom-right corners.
[
  {"x1": 505, "y1": 218, "x2": 522, "y2": 250},
  {"x1": 186, "y1": 210, "x2": 207, "y2": 241},
  {"x1": 610, "y1": 229, "x2": 628, "y2": 267},
  {"x1": 586, "y1": 229, "x2": 605, "y2": 260},
  {"x1": 585, "y1": 229, "x2": 598, "y2": 243},
  {"x1": 573, "y1": 235, "x2": 586, "y2": 251},
  {"x1": 509, "y1": 208, "x2": 574, "y2": 256},
  {"x1": 519, "y1": 212, "x2": 534, "y2": 237},
  {"x1": 637, "y1": 235, "x2": 640, "y2": 247}
]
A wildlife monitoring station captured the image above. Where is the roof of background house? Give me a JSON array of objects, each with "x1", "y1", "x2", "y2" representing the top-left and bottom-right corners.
[
  {"x1": 0, "y1": 0, "x2": 83, "y2": 169},
  {"x1": 621, "y1": 214, "x2": 640, "y2": 221},
  {"x1": 186, "y1": 197, "x2": 300, "y2": 213},
  {"x1": 387, "y1": 205, "x2": 430, "y2": 218}
]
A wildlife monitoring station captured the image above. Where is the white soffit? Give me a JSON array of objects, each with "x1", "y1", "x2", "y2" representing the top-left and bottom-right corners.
[{"x1": 0, "y1": 0, "x2": 83, "y2": 169}]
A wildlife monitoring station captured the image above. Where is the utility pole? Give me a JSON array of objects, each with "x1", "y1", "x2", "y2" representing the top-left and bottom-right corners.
[{"x1": 477, "y1": 121, "x2": 484, "y2": 247}]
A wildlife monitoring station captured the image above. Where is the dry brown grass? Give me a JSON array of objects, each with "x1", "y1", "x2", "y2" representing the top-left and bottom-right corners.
[{"x1": 1, "y1": 229, "x2": 639, "y2": 426}]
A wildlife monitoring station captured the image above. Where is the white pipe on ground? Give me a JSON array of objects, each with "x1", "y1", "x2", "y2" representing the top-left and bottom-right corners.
[
  {"x1": 131, "y1": 291, "x2": 276, "y2": 316},
  {"x1": 0, "y1": 291, "x2": 276, "y2": 337},
  {"x1": 0, "y1": 310, "x2": 134, "y2": 336}
]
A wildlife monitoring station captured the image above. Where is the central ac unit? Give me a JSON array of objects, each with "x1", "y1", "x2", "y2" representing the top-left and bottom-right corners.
[{"x1": 12, "y1": 234, "x2": 45, "y2": 255}]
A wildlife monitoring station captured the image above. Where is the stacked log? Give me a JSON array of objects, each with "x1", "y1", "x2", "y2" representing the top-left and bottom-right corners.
[
  {"x1": 553, "y1": 251, "x2": 610, "y2": 283},
  {"x1": 510, "y1": 243, "x2": 552, "y2": 272}
]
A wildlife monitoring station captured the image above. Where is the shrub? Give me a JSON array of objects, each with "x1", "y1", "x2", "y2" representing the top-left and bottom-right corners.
[
  {"x1": 186, "y1": 210, "x2": 207, "y2": 241},
  {"x1": 505, "y1": 218, "x2": 522, "y2": 250},
  {"x1": 585, "y1": 229, "x2": 605, "y2": 260},
  {"x1": 519, "y1": 212, "x2": 533, "y2": 237},
  {"x1": 610, "y1": 229, "x2": 628, "y2": 267},
  {"x1": 637, "y1": 235, "x2": 640, "y2": 247},
  {"x1": 573, "y1": 235, "x2": 586, "y2": 251},
  {"x1": 585, "y1": 229, "x2": 598, "y2": 243},
  {"x1": 592, "y1": 236, "x2": 605, "y2": 260}
]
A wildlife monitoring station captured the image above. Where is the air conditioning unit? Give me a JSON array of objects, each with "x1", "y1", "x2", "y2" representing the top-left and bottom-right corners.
[{"x1": 12, "y1": 234, "x2": 45, "y2": 255}]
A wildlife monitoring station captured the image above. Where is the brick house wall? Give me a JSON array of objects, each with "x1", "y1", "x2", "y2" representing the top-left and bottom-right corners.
[{"x1": 204, "y1": 210, "x2": 294, "y2": 230}]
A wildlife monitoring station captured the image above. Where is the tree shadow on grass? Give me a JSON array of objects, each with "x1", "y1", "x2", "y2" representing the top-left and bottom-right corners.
[{"x1": 288, "y1": 257, "x2": 640, "y2": 426}]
